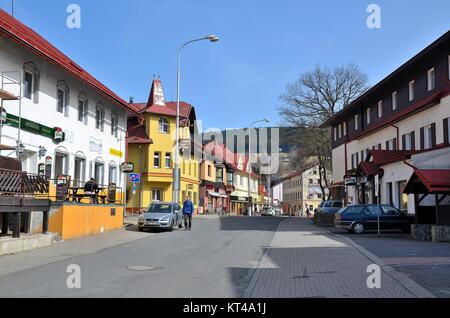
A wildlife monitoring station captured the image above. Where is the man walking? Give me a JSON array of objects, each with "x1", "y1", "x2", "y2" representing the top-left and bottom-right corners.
[{"x1": 182, "y1": 196, "x2": 194, "y2": 231}]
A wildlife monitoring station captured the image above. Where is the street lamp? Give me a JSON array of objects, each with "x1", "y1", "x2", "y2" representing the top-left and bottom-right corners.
[
  {"x1": 173, "y1": 35, "x2": 219, "y2": 205},
  {"x1": 247, "y1": 119, "x2": 270, "y2": 216}
]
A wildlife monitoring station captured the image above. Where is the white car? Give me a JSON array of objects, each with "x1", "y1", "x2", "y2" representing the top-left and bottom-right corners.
[{"x1": 261, "y1": 207, "x2": 276, "y2": 216}]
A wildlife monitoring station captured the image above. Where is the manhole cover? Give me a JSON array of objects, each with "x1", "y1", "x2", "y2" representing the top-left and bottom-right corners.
[{"x1": 127, "y1": 266, "x2": 162, "y2": 272}]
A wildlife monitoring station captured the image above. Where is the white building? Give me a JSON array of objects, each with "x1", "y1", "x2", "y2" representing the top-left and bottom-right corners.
[
  {"x1": 322, "y1": 31, "x2": 450, "y2": 221},
  {"x1": 0, "y1": 10, "x2": 140, "y2": 189}
]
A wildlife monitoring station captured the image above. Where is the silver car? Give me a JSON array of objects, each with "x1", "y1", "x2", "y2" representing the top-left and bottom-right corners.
[
  {"x1": 261, "y1": 207, "x2": 276, "y2": 216},
  {"x1": 138, "y1": 202, "x2": 183, "y2": 232}
]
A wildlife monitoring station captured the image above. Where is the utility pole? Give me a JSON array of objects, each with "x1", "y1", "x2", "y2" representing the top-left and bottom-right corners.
[{"x1": 11, "y1": 0, "x2": 14, "y2": 17}]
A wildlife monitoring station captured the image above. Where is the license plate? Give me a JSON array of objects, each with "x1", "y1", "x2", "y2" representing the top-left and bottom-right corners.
[{"x1": 147, "y1": 222, "x2": 158, "y2": 225}]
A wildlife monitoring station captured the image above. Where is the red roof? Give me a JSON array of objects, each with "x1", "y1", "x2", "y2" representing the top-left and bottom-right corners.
[
  {"x1": 369, "y1": 150, "x2": 417, "y2": 166},
  {"x1": 359, "y1": 162, "x2": 382, "y2": 176},
  {"x1": 404, "y1": 170, "x2": 450, "y2": 194},
  {"x1": 0, "y1": 9, "x2": 141, "y2": 117},
  {"x1": 128, "y1": 125, "x2": 153, "y2": 144}
]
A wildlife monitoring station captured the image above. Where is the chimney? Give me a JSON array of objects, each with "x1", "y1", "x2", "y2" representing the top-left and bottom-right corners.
[{"x1": 129, "y1": 96, "x2": 134, "y2": 104}]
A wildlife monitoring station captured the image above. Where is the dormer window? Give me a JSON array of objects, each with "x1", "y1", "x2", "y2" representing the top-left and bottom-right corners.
[
  {"x1": 392, "y1": 91, "x2": 398, "y2": 110},
  {"x1": 159, "y1": 117, "x2": 169, "y2": 133},
  {"x1": 377, "y1": 101, "x2": 383, "y2": 118},
  {"x1": 427, "y1": 68, "x2": 435, "y2": 91},
  {"x1": 409, "y1": 80, "x2": 415, "y2": 101},
  {"x1": 354, "y1": 114, "x2": 359, "y2": 131},
  {"x1": 366, "y1": 107, "x2": 371, "y2": 124}
]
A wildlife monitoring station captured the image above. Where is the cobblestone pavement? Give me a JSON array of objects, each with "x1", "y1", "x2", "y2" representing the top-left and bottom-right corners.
[
  {"x1": 244, "y1": 218, "x2": 434, "y2": 298},
  {"x1": 329, "y1": 228, "x2": 450, "y2": 298}
]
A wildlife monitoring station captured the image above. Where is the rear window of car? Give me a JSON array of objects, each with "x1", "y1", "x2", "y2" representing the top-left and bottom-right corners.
[
  {"x1": 324, "y1": 202, "x2": 332, "y2": 207},
  {"x1": 364, "y1": 206, "x2": 380, "y2": 216}
]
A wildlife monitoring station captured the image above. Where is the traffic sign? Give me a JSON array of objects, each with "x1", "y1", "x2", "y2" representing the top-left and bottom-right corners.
[{"x1": 129, "y1": 173, "x2": 141, "y2": 183}]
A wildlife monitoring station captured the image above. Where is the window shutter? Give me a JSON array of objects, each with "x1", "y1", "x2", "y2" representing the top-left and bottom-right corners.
[
  {"x1": 444, "y1": 118, "x2": 449, "y2": 144},
  {"x1": 402, "y1": 134, "x2": 406, "y2": 150},
  {"x1": 431, "y1": 123, "x2": 436, "y2": 147},
  {"x1": 420, "y1": 127, "x2": 425, "y2": 150},
  {"x1": 411, "y1": 131, "x2": 416, "y2": 150}
]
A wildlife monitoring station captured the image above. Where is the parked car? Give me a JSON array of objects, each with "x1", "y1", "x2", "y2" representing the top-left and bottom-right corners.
[
  {"x1": 335, "y1": 204, "x2": 414, "y2": 234},
  {"x1": 261, "y1": 207, "x2": 276, "y2": 216},
  {"x1": 138, "y1": 202, "x2": 183, "y2": 232},
  {"x1": 317, "y1": 200, "x2": 343, "y2": 215}
]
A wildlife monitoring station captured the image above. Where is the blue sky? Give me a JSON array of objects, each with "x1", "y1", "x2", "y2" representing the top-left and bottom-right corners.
[{"x1": 1, "y1": 0, "x2": 449, "y2": 130}]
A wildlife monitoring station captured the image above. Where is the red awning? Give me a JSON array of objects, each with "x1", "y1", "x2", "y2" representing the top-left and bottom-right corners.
[{"x1": 404, "y1": 169, "x2": 450, "y2": 194}]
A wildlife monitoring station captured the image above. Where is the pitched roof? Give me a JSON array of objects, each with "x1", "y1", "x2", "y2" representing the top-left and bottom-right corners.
[
  {"x1": 404, "y1": 169, "x2": 450, "y2": 194},
  {"x1": 358, "y1": 162, "x2": 382, "y2": 176},
  {"x1": 127, "y1": 125, "x2": 153, "y2": 144},
  {"x1": 0, "y1": 9, "x2": 141, "y2": 117},
  {"x1": 369, "y1": 150, "x2": 417, "y2": 166}
]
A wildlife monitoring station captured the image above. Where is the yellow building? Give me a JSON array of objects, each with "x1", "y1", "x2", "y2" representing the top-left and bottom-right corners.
[{"x1": 126, "y1": 79, "x2": 200, "y2": 212}]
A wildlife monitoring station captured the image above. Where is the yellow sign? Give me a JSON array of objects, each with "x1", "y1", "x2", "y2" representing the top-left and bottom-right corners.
[{"x1": 110, "y1": 148, "x2": 123, "y2": 158}]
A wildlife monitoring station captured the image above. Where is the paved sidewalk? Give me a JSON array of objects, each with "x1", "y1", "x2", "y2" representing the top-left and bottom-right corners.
[{"x1": 244, "y1": 218, "x2": 434, "y2": 298}]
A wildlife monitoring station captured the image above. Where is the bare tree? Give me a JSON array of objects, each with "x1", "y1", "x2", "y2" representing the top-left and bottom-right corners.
[{"x1": 279, "y1": 64, "x2": 369, "y2": 200}]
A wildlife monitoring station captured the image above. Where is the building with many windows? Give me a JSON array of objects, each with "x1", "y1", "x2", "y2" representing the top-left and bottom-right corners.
[
  {"x1": 127, "y1": 78, "x2": 200, "y2": 212},
  {"x1": 0, "y1": 10, "x2": 139, "y2": 190},
  {"x1": 322, "y1": 31, "x2": 450, "y2": 219}
]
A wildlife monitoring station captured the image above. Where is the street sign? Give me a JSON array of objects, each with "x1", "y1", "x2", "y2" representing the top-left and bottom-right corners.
[{"x1": 129, "y1": 173, "x2": 141, "y2": 183}]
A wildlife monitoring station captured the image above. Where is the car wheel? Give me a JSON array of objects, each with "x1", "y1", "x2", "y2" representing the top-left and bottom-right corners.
[{"x1": 353, "y1": 222, "x2": 365, "y2": 234}]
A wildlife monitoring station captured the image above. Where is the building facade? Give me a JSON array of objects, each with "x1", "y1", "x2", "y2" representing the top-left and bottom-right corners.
[
  {"x1": 127, "y1": 79, "x2": 200, "y2": 212},
  {"x1": 0, "y1": 10, "x2": 137, "y2": 192},
  {"x1": 322, "y1": 31, "x2": 450, "y2": 217}
]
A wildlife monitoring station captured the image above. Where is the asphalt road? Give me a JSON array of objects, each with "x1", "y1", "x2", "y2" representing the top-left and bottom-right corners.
[{"x1": 0, "y1": 216, "x2": 284, "y2": 298}]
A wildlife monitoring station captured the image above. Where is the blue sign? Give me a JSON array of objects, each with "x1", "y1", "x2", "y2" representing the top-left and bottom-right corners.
[{"x1": 129, "y1": 173, "x2": 141, "y2": 183}]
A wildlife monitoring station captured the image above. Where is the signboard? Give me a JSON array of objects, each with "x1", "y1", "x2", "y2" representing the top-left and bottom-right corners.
[
  {"x1": 121, "y1": 162, "x2": 134, "y2": 173},
  {"x1": 4, "y1": 112, "x2": 65, "y2": 143},
  {"x1": 110, "y1": 148, "x2": 123, "y2": 158},
  {"x1": 89, "y1": 137, "x2": 103, "y2": 154},
  {"x1": 129, "y1": 173, "x2": 141, "y2": 183}
]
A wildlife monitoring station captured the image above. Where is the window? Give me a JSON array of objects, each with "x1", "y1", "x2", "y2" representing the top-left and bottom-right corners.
[
  {"x1": 333, "y1": 127, "x2": 337, "y2": 141},
  {"x1": 338, "y1": 124, "x2": 342, "y2": 139},
  {"x1": 448, "y1": 55, "x2": 450, "y2": 80},
  {"x1": 208, "y1": 165, "x2": 212, "y2": 177},
  {"x1": 402, "y1": 132, "x2": 415, "y2": 151},
  {"x1": 24, "y1": 71, "x2": 33, "y2": 100},
  {"x1": 444, "y1": 117, "x2": 450, "y2": 144},
  {"x1": 54, "y1": 151, "x2": 69, "y2": 178},
  {"x1": 111, "y1": 111, "x2": 119, "y2": 137},
  {"x1": 74, "y1": 156, "x2": 86, "y2": 186},
  {"x1": 23, "y1": 62, "x2": 39, "y2": 103},
  {"x1": 427, "y1": 68, "x2": 435, "y2": 91},
  {"x1": 152, "y1": 190, "x2": 163, "y2": 202},
  {"x1": 386, "y1": 138, "x2": 397, "y2": 151},
  {"x1": 78, "y1": 93, "x2": 88, "y2": 124},
  {"x1": 343, "y1": 122, "x2": 347, "y2": 136},
  {"x1": 398, "y1": 181, "x2": 408, "y2": 211},
  {"x1": 216, "y1": 168, "x2": 223, "y2": 183},
  {"x1": 309, "y1": 179, "x2": 313, "y2": 185},
  {"x1": 364, "y1": 206, "x2": 381, "y2": 216},
  {"x1": 366, "y1": 107, "x2": 371, "y2": 124},
  {"x1": 95, "y1": 103, "x2": 105, "y2": 131},
  {"x1": 381, "y1": 206, "x2": 401, "y2": 216},
  {"x1": 409, "y1": 80, "x2": 415, "y2": 101},
  {"x1": 165, "y1": 153, "x2": 171, "y2": 168},
  {"x1": 56, "y1": 80, "x2": 69, "y2": 116},
  {"x1": 159, "y1": 117, "x2": 169, "y2": 133},
  {"x1": 154, "y1": 152, "x2": 161, "y2": 168},
  {"x1": 354, "y1": 114, "x2": 359, "y2": 130},
  {"x1": 108, "y1": 165, "x2": 117, "y2": 184},
  {"x1": 421, "y1": 124, "x2": 434, "y2": 150},
  {"x1": 377, "y1": 101, "x2": 383, "y2": 118},
  {"x1": 387, "y1": 182, "x2": 394, "y2": 206},
  {"x1": 94, "y1": 161, "x2": 105, "y2": 185},
  {"x1": 392, "y1": 91, "x2": 398, "y2": 110}
]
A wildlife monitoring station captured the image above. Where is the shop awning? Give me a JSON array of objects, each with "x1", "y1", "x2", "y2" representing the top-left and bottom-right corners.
[
  {"x1": 404, "y1": 169, "x2": 450, "y2": 194},
  {"x1": 207, "y1": 191, "x2": 227, "y2": 198}
]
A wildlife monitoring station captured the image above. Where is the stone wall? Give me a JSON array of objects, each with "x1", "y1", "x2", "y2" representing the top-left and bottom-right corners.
[
  {"x1": 432, "y1": 226, "x2": 450, "y2": 243},
  {"x1": 411, "y1": 224, "x2": 432, "y2": 241}
]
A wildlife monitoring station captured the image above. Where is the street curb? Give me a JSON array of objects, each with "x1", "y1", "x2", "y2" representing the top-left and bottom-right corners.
[{"x1": 328, "y1": 231, "x2": 436, "y2": 298}]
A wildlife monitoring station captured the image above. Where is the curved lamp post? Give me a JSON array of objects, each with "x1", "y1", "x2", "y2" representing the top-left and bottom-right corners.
[
  {"x1": 173, "y1": 35, "x2": 219, "y2": 204},
  {"x1": 247, "y1": 119, "x2": 270, "y2": 216}
]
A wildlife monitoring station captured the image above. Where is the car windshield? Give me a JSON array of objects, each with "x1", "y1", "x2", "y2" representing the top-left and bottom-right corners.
[
  {"x1": 147, "y1": 204, "x2": 172, "y2": 213},
  {"x1": 324, "y1": 202, "x2": 332, "y2": 207}
]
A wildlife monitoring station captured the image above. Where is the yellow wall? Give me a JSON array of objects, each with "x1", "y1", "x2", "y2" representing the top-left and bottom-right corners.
[
  {"x1": 127, "y1": 112, "x2": 200, "y2": 210},
  {"x1": 48, "y1": 205, "x2": 124, "y2": 240}
]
